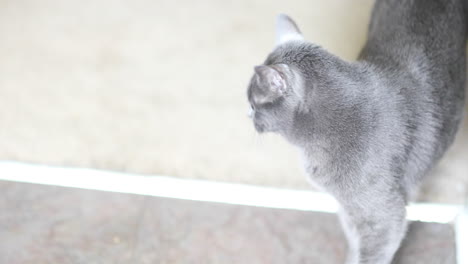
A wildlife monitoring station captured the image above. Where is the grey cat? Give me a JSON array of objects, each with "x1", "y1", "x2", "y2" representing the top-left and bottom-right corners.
[{"x1": 246, "y1": 1, "x2": 466, "y2": 263}]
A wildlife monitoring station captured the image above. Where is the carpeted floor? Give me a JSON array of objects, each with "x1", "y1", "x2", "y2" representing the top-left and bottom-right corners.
[{"x1": 0, "y1": 0, "x2": 467, "y2": 203}]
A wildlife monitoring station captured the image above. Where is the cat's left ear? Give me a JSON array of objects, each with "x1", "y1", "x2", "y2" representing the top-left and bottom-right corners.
[
  {"x1": 275, "y1": 14, "x2": 304, "y2": 46},
  {"x1": 253, "y1": 65, "x2": 287, "y2": 104}
]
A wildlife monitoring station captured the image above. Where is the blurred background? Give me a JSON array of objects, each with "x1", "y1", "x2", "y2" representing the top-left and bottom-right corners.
[{"x1": 0, "y1": 0, "x2": 466, "y2": 201}]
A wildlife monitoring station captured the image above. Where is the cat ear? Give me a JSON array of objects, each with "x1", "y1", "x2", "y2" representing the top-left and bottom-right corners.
[
  {"x1": 275, "y1": 14, "x2": 304, "y2": 46},
  {"x1": 253, "y1": 65, "x2": 286, "y2": 103}
]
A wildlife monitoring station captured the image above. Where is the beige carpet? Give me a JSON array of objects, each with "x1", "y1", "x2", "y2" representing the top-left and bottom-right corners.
[{"x1": 0, "y1": 0, "x2": 467, "y2": 203}]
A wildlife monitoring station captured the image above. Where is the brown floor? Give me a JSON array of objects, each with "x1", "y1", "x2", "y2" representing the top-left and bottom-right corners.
[{"x1": 0, "y1": 181, "x2": 456, "y2": 264}]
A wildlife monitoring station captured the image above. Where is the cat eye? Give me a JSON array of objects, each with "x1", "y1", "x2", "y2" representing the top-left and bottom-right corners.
[
  {"x1": 261, "y1": 102, "x2": 274, "y2": 109},
  {"x1": 248, "y1": 110, "x2": 253, "y2": 118}
]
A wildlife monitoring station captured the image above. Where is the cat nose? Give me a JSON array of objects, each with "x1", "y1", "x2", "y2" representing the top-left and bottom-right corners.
[{"x1": 254, "y1": 122, "x2": 265, "y2": 133}]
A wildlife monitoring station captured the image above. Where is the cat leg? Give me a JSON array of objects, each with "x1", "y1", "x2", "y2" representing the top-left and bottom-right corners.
[
  {"x1": 338, "y1": 208, "x2": 359, "y2": 264},
  {"x1": 338, "y1": 190, "x2": 407, "y2": 264}
]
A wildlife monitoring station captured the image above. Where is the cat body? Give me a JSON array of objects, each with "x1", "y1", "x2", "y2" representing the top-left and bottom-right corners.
[{"x1": 247, "y1": 1, "x2": 466, "y2": 263}]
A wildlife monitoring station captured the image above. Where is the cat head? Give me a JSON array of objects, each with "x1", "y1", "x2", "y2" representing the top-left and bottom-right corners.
[{"x1": 247, "y1": 14, "x2": 305, "y2": 134}]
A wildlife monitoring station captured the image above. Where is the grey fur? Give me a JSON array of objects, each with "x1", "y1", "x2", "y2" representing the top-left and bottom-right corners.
[{"x1": 246, "y1": 1, "x2": 466, "y2": 263}]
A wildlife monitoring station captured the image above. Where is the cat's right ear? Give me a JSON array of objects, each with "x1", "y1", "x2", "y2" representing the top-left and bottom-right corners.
[{"x1": 275, "y1": 14, "x2": 304, "y2": 46}]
